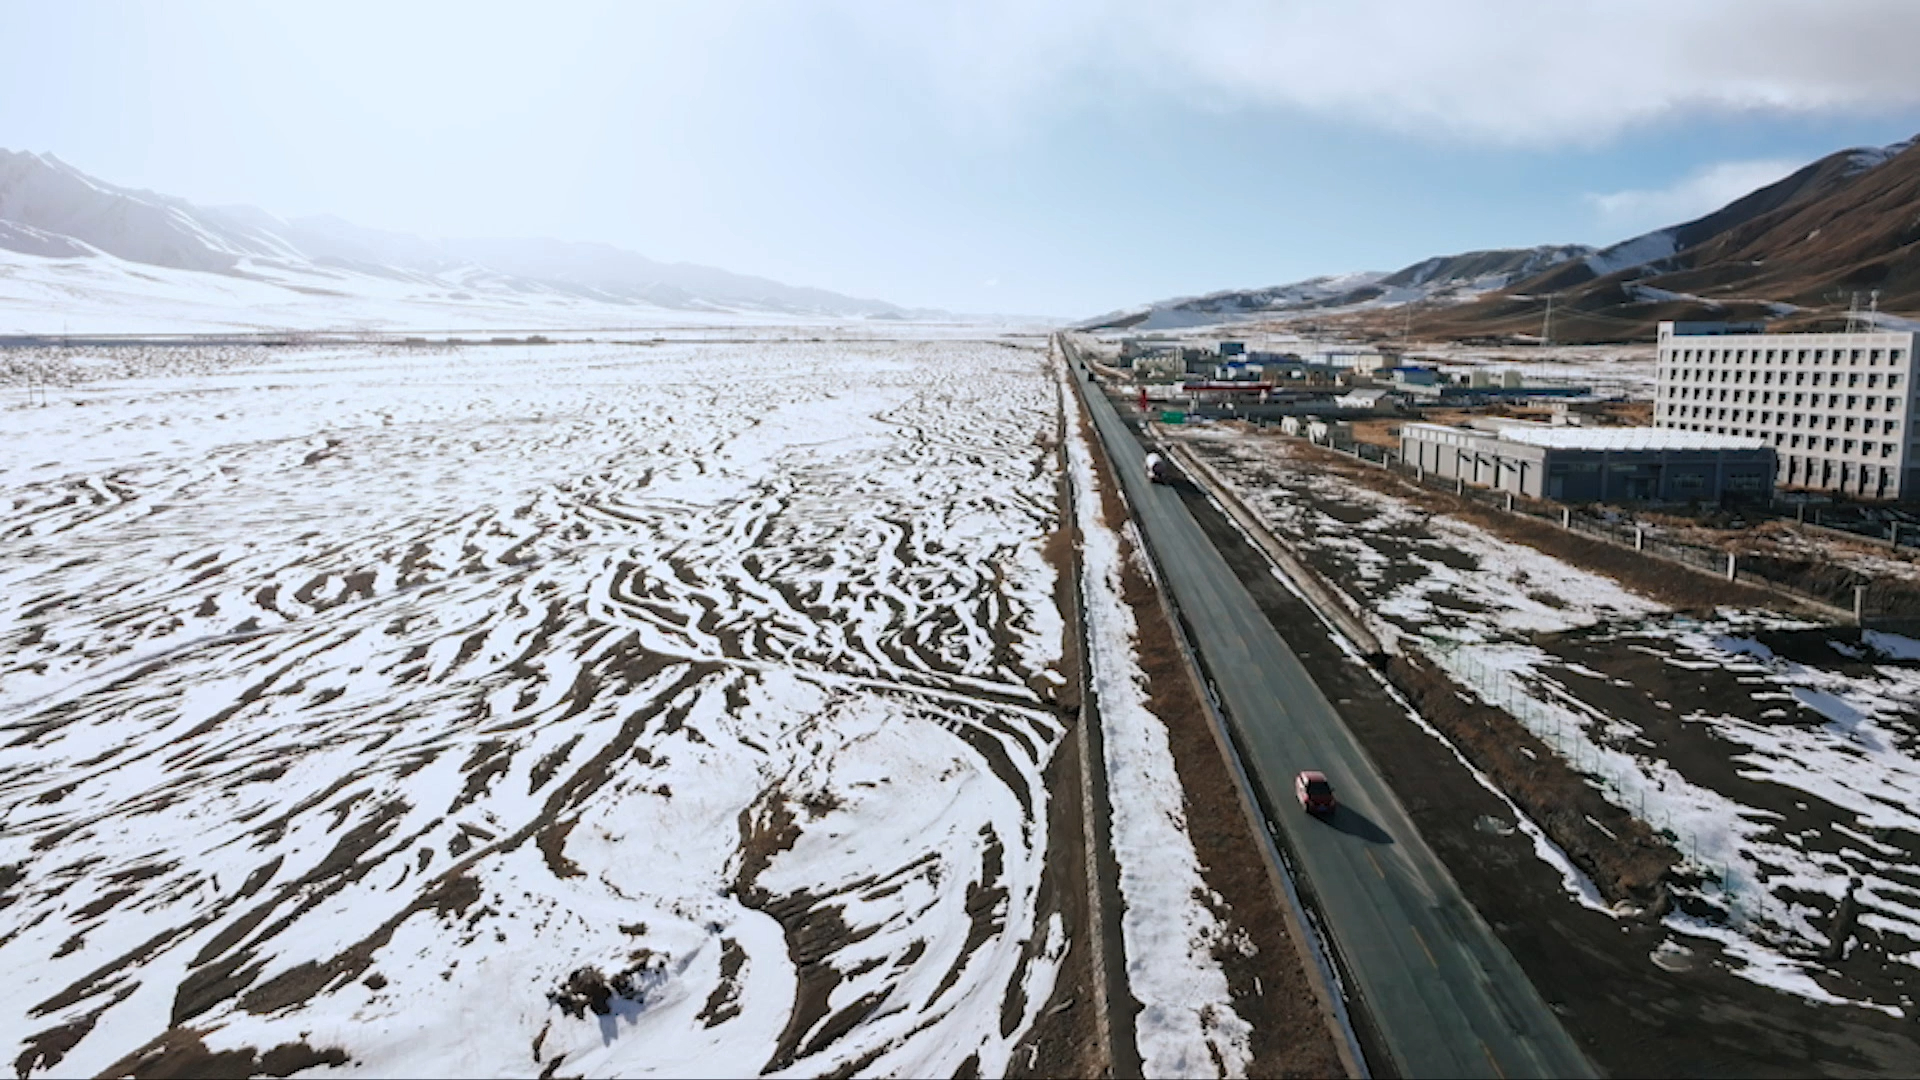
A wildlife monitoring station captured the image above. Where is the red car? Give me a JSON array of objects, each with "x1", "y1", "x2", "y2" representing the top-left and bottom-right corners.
[{"x1": 1295, "y1": 770, "x2": 1336, "y2": 815}]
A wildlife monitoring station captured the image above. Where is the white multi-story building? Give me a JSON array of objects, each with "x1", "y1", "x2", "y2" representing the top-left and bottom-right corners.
[{"x1": 1655, "y1": 320, "x2": 1920, "y2": 500}]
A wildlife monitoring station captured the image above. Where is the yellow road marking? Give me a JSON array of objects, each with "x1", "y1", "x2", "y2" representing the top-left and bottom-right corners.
[
  {"x1": 1483, "y1": 1042, "x2": 1507, "y2": 1080},
  {"x1": 1365, "y1": 849, "x2": 1385, "y2": 878},
  {"x1": 1410, "y1": 925, "x2": 1438, "y2": 968}
]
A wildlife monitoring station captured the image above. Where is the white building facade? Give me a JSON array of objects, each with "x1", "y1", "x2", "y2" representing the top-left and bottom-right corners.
[{"x1": 1654, "y1": 320, "x2": 1920, "y2": 500}]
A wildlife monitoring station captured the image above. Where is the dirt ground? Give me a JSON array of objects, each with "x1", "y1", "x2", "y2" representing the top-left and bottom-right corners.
[
  {"x1": 1179, "y1": 435, "x2": 1920, "y2": 1077},
  {"x1": 1013, "y1": 444, "x2": 1115, "y2": 1080},
  {"x1": 1071, "y1": 377, "x2": 1349, "y2": 1078}
]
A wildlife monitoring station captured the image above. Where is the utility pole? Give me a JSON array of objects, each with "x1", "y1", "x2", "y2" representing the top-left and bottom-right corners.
[{"x1": 1870, "y1": 289, "x2": 1881, "y2": 329}]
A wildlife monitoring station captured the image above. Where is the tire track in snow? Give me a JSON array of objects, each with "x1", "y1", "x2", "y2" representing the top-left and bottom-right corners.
[{"x1": 0, "y1": 338, "x2": 1070, "y2": 1078}]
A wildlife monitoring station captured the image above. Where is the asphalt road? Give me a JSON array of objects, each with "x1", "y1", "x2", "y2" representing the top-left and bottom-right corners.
[{"x1": 1065, "y1": 341, "x2": 1595, "y2": 1080}]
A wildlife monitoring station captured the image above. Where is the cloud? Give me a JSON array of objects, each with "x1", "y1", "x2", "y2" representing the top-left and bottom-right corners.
[
  {"x1": 1585, "y1": 158, "x2": 1804, "y2": 233},
  {"x1": 842, "y1": 0, "x2": 1920, "y2": 146}
]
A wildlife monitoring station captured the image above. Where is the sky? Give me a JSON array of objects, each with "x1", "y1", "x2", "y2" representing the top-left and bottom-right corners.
[{"x1": 5, "y1": 0, "x2": 1920, "y2": 317}]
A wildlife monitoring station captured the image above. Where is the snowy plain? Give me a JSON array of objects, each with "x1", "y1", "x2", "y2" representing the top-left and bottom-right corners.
[
  {"x1": 0, "y1": 245, "x2": 803, "y2": 336},
  {"x1": 0, "y1": 335, "x2": 1073, "y2": 1076}
]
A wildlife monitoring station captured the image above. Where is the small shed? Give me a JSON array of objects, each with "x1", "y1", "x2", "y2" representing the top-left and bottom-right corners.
[{"x1": 1336, "y1": 388, "x2": 1398, "y2": 411}]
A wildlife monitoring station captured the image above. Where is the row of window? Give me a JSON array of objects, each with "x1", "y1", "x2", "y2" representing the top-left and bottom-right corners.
[
  {"x1": 1661, "y1": 367, "x2": 1904, "y2": 389},
  {"x1": 1666, "y1": 420, "x2": 1902, "y2": 459},
  {"x1": 1660, "y1": 346, "x2": 1906, "y2": 367},
  {"x1": 1779, "y1": 456, "x2": 1899, "y2": 496},
  {"x1": 1662, "y1": 388, "x2": 1902, "y2": 413},
  {"x1": 1660, "y1": 403, "x2": 1902, "y2": 435}
]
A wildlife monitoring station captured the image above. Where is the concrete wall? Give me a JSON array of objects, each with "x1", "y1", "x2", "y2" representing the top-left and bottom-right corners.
[{"x1": 1402, "y1": 428, "x2": 1777, "y2": 503}]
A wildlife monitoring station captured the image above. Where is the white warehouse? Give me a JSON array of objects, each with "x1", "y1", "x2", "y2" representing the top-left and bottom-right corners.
[{"x1": 1654, "y1": 320, "x2": 1920, "y2": 500}]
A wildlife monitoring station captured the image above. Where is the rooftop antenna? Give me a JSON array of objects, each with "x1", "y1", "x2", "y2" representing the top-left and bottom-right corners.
[
  {"x1": 1845, "y1": 291, "x2": 1860, "y2": 334},
  {"x1": 1869, "y1": 289, "x2": 1881, "y2": 329}
]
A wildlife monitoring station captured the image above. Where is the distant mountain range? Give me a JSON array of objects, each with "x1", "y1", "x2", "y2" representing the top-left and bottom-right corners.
[
  {"x1": 1085, "y1": 135, "x2": 1920, "y2": 344},
  {"x1": 0, "y1": 150, "x2": 920, "y2": 333}
]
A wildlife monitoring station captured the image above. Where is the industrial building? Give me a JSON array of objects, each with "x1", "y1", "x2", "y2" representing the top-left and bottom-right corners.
[
  {"x1": 1654, "y1": 320, "x2": 1920, "y2": 499},
  {"x1": 1400, "y1": 422, "x2": 1776, "y2": 503}
]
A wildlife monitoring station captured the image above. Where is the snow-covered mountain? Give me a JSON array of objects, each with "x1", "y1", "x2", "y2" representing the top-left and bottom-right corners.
[
  {"x1": 1078, "y1": 271, "x2": 1384, "y2": 331},
  {"x1": 1415, "y1": 133, "x2": 1920, "y2": 342},
  {"x1": 1080, "y1": 245, "x2": 1590, "y2": 332},
  {"x1": 0, "y1": 150, "x2": 911, "y2": 333},
  {"x1": 1087, "y1": 132, "x2": 1920, "y2": 343}
]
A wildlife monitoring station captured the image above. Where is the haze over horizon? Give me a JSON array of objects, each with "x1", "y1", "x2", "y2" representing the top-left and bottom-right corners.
[{"x1": 8, "y1": 0, "x2": 1920, "y2": 317}]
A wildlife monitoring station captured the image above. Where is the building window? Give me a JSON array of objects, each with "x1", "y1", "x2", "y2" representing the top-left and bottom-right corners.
[
  {"x1": 1845, "y1": 439, "x2": 1857, "y2": 455},
  {"x1": 1884, "y1": 443, "x2": 1897, "y2": 458},
  {"x1": 1872, "y1": 349, "x2": 1884, "y2": 364},
  {"x1": 1892, "y1": 374, "x2": 1904, "y2": 389}
]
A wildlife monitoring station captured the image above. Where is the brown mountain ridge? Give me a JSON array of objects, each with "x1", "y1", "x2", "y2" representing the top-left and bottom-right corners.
[{"x1": 1395, "y1": 135, "x2": 1920, "y2": 344}]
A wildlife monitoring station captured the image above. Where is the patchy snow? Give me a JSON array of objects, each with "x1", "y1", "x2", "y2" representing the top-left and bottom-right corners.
[
  {"x1": 1628, "y1": 283, "x2": 1720, "y2": 308},
  {"x1": 1845, "y1": 137, "x2": 1916, "y2": 175},
  {"x1": 1063, "y1": 371, "x2": 1251, "y2": 1077},
  {"x1": 1400, "y1": 341, "x2": 1659, "y2": 400},
  {"x1": 1866, "y1": 311, "x2": 1920, "y2": 333},
  {"x1": 0, "y1": 334, "x2": 1070, "y2": 1077},
  {"x1": 1586, "y1": 231, "x2": 1678, "y2": 278},
  {"x1": 1187, "y1": 431, "x2": 1920, "y2": 1015}
]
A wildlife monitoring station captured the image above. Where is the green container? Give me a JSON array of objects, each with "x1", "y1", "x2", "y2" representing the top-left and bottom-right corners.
[{"x1": 1160, "y1": 410, "x2": 1187, "y2": 424}]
